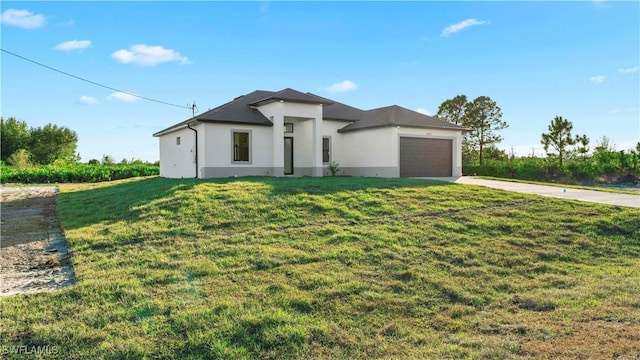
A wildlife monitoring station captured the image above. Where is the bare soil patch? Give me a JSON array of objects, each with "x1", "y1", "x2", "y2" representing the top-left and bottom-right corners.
[{"x1": 1, "y1": 186, "x2": 75, "y2": 296}]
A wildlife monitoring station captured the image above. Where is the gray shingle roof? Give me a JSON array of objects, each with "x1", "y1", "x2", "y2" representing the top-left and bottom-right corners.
[
  {"x1": 153, "y1": 89, "x2": 465, "y2": 137},
  {"x1": 305, "y1": 93, "x2": 364, "y2": 121},
  {"x1": 337, "y1": 105, "x2": 468, "y2": 133},
  {"x1": 197, "y1": 90, "x2": 274, "y2": 125},
  {"x1": 250, "y1": 88, "x2": 332, "y2": 106},
  {"x1": 153, "y1": 90, "x2": 274, "y2": 136}
]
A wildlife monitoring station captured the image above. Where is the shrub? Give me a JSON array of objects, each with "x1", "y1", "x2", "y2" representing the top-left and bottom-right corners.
[
  {"x1": 0, "y1": 163, "x2": 159, "y2": 184},
  {"x1": 7, "y1": 149, "x2": 33, "y2": 171}
]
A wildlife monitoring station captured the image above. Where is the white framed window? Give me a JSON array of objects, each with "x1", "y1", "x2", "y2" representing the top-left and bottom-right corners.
[
  {"x1": 176, "y1": 136, "x2": 181, "y2": 145},
  {"x1": 284, "y1": 123, "x2": 294, "y2": 133},
  {"x1": 231, "y1": 130, "x2": 251, "y2": 163},
  {"x1": 322, "y1": 136, "x2": 331, "y2": 163}
]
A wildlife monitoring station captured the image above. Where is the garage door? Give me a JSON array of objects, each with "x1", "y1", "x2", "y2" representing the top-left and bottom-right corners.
[{"x1": 399, "y1": 137, "x2": 452, "y2": 177}]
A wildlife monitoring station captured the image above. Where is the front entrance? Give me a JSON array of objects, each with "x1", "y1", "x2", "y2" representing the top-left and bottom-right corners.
[{"x1": 284, "y1": 137, "x2": 294, "y2": 175}]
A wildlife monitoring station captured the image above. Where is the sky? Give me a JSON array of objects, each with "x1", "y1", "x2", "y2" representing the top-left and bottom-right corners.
[{"x1": 1, "y1": 1, "x2": 638, "y2": 162}]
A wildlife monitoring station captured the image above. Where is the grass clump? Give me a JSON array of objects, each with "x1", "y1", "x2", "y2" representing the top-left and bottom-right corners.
[{"x1": 1, "y1": 176, "x2": 638, "y2": 359}]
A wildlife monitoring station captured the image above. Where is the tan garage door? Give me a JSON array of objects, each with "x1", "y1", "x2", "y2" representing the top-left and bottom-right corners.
[{"x1": 400, "y1": 137, "x2": 452, "y2": 177}]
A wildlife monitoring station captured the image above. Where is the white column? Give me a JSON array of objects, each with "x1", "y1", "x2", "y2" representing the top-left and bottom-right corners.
[
  {"x1": 312, "y1": 114, "x2": 323, "y2": 177},
  {"x1": 272, "y1": 115, "x2": 284, "y2": 176}
]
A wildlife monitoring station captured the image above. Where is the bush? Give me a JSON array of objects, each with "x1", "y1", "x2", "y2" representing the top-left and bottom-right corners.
[
  {"x1": 6, "y1": 149, "x2": 33, "y2": 171},
  {"x1": 463, "y1": 154, "x2": 638, "y2": 185},
  {"x1": 0, "y1": 163, "x2": 159, "y2": 184}
]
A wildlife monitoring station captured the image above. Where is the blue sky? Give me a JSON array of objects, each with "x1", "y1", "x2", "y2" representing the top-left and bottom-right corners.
[{"x1": 2, "y1": 1, "x2": 638, "y2": 162}]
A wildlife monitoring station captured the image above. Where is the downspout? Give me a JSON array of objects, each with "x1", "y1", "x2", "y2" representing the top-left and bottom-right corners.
[{"x1": 187, "y1": 122, "x2": 198, "y2": 178}]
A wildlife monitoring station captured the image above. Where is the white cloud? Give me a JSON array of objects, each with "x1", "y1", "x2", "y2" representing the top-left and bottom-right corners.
[
  {"x1": 107, "y1": 92, "x2": 138, "y2": 102},
  {"x1": 588, "y1": 75, "x2": 605, "y2": 84},
  {"x1": 609, "y1": 107, "x2": 637, "y2": 114},
  {"x1": 1, "y1": 9, "x2": 46, "y2": 29},
  {"x1": 416, "y1": 108, "x2": 431, "y2": 116},
  {"x1": 80, "y1": 95, "x2": 97, "y2": 104},
  {"x1": 57, "y1": 19, "x2": 75, "y2": 27},
  {"x1": 54, "y1": 40, "x2": 91, "y2": 51},
  {"x1": 323, "y1": 80, "x2": 358, "y2": 93},
  {"x1": 111, "y1": 44, "x2": 190, "y2": 66},
  {"x1": 259, "y1": 0, "x2": 270, "y2": 13},
  {"x1": 441, "y1": 18, "x2": 487, "y2": 37},
  {"x1": 619, "y1": 66, "x2": 639, "y2": 74},
  {"x1": 593, "y1": 0, "x2": 608, "y2": 8}
]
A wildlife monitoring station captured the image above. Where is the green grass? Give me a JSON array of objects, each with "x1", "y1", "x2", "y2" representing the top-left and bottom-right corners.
[
  {"x1": 478, "y1": 175, "x2": 640, "y2": 195},
  {"x1": 1, "y1": 177, "x2": 639, "y2": 359}
]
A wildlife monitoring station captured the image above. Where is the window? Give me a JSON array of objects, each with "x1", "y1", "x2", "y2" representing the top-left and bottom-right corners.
[
  {"x1": 176, "y1": 136, "x2": 181, "y2": 145},
  {"x1": 232, "y1": 131, "x2": 250, "y2": 162},
  {"x1": 284, "y1": 123, "x2": 294, "y2": 133},
  {"x1": 322, "y1": 137, "x2": 330, "y2": 163}
]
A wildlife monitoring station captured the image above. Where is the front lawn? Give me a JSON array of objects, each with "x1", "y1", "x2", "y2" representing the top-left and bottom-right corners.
[{"x1": 1, "y1": 177, "x2": 638, "y2": 359}]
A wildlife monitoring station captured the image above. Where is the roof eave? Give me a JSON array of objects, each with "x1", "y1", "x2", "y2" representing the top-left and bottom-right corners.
[
  {"x1": 338, "y1": 123, "x2": 468, "y2": 134},
  {"x1": 152, "y1": 119, "x2": 200, "y2": 137},
  {"x1": 195, "y1": 118, "x2": 273, "y2": 127},
  {"x1": 250, "y1": 98, "x2": 332, "y2": 107}
]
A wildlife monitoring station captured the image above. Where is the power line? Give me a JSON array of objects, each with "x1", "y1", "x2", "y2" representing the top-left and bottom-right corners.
[{"x1": 1, "y1": 48, "x2": 192, "y2": 110}]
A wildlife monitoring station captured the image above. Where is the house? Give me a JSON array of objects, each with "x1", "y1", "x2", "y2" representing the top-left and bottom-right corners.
[{"x1": 153, "y1": 88, "x2": 467, "y2": 179}]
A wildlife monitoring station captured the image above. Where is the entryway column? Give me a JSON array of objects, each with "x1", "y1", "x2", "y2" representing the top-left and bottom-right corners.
[
  {"x1": 272, "y1": 115, "x2": 284, "y2": 177},
  {"x1": 312, "y1": 115, "x2": 323, "y2": 177}
]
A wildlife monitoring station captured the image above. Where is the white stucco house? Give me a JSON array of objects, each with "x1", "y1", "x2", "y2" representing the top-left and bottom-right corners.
[{"x1": 153, "y1": 88, "x2": 467, "y2": 179}]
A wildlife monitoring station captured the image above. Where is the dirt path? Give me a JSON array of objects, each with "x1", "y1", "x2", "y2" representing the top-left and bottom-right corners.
[{"x1": 1, "y1": 186, "x2": 75, "y2": 296}]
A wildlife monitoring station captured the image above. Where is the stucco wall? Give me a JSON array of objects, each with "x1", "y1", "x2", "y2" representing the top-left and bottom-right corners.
[
  {"x1": 200, "y1": 122, "x2": 274, "y2": 177},
  {"x1": 256, "y1": 102, "x2": 324, "y2": 177},
  {"x1": 322, "y1": 120, "x2": 349, "y2": 175},
  {"x1": 158, "y1": 126, "x2": 199, "y2": 179},
  {"x1": 338, "y1": 127, "x2": 398, "y2": 177},
  {"x1": 335, "y1": 126, "x2": 463, "y2": 177}
]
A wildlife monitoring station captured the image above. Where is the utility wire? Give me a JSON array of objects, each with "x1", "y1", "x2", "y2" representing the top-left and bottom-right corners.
[{"x1": 1, "y1": 48, "x2": 192, "y2": 110}]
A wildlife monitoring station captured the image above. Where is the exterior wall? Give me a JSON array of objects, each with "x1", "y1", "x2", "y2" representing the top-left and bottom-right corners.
[
  {"x1": 256, "y1": 102, "x2": 324, "y2": 177},
  {"x1": 281, "y1": 116, "x2": 316, "y2": 176},
  {"x1": 158, "y1": 126, "x2": 199, "y2": 179},
  {"x1": 337, "y1": 126, "x2": 463, "y2": 177},
  {"x1": 340, "y1": 127, "x2": 399, "y2": 177},
  {"x1": 321, "y1": 120, "x2": 350, "y2": 176},
  {"x1": 200, "y1": 122, "x2": 274, "y2": 178}
]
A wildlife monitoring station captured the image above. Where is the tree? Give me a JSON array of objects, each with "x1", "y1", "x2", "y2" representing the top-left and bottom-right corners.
[
  {"x1": 102, "y1": 154, "x2": 115, "y2": 165},
  {"x1": 575, "y1": 134, "x2": 590, "y2": 161},
  {"x1": 1, "y1": 117, "x2": 30, "y2": 161},
  {"x1": 541, "y1": 116, "x2": 576, "y2": 167},
  {"x1": 29, "y1": 124, "x2": 78, "y2": 165},
  {"x1": 464, "y1": 96, "x2": 507, "y2": 165},
  {"x1": 436, "y1": 95, "x2": 468, "y2": 125},
  {"x1": 7, "y1": 149, "x2": 33, "y2": 170},
  {"x1": 483, "y1": 145, "x2": 508, "y2": 161},
  {"x1": 436, "y1": 95, "x2": 477, "y2": 163}
]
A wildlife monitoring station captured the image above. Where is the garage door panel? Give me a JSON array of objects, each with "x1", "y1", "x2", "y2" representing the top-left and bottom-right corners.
[{"x1": 400, "y1": 138, "x2": 452, "y2": 177}]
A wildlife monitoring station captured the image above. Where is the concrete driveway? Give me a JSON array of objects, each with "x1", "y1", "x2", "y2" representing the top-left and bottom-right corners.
[{"x1": 424, "y1": 177, "x2": 640, "y2": 208}]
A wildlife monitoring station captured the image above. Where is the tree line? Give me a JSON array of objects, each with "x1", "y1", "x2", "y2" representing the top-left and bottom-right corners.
[
  {"x1": 1, "y1": 117, "x2": 78, "y2": 168},
  {"x1": 435, "y1": 95, "x2": 639, "y2": 183}
]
